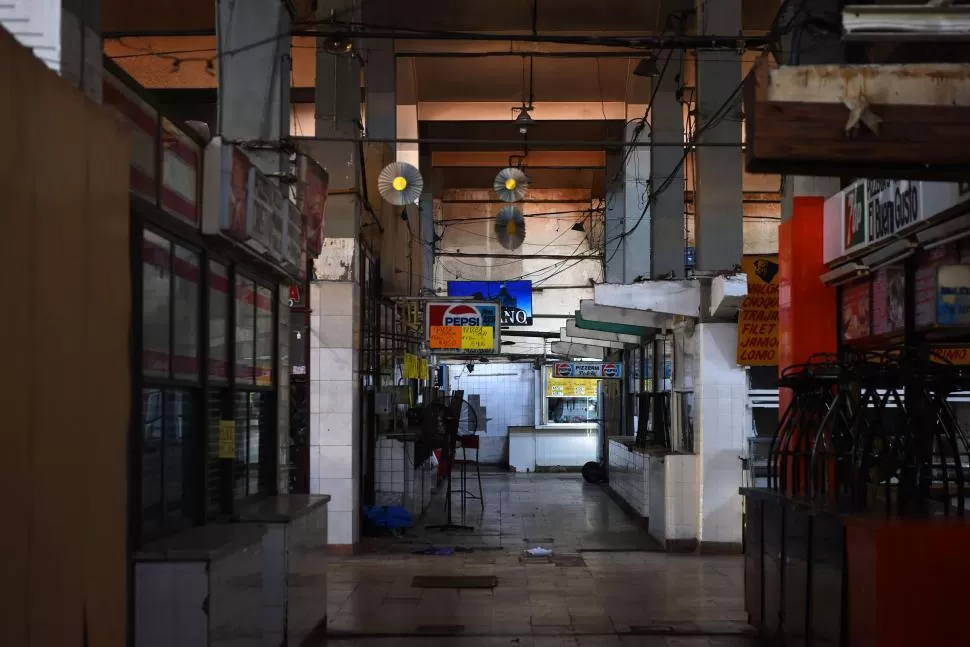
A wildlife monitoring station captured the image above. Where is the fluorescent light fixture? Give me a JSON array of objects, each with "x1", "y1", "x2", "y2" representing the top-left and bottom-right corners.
[{"x1": 843, "y1": 5, "x2": 970, "y2": 41}]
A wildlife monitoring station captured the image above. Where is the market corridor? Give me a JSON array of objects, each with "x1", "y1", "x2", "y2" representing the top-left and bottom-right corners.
[{"x1": 319, "y1": 473, "x2": 752, "y2": 647}]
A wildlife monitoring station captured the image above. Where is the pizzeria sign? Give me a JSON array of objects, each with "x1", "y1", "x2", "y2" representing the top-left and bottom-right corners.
[{"x1": 554, "y1": 362, "x2": 623, "y2": 379}]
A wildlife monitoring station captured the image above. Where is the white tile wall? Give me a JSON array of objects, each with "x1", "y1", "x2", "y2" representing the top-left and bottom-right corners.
[
  {"x1": 694, "y1": 323, "x2": 747, "y2": 545},
  {"x1": 647, "y1": 455, "x2": 666, "y2": 546},
  {"x1": 309, "y1": 280, "x2": 361, "y2": 546},
  {"x1": 375, "y1": 436, "x2": 437, "y2": 519},
  {"x1": 607, "y1": 439, "x2": 650, "y2": 517},
  {"x1": 664, "y1": 453, "x2": 699, "y2": 541},
  {"x1": 447, "y1": 362, "x2": 535, "y2": 463}
]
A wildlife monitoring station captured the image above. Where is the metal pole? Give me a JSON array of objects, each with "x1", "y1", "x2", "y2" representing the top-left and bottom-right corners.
[{"x1": 289, "y1": 135, "x2": 744, "y2": 149}]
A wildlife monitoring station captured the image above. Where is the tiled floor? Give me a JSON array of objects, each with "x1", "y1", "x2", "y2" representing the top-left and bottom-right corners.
[{"x1": 316, "y1": 472, "x2": 751, "y2": 647}]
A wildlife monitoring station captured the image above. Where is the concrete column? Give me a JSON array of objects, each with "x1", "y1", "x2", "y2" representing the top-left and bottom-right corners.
[
  {"x1": 365, "y1": 39, "x2": 396, "y2": 146},
  {"x1": 311, "y1": 0, "x2": 363, "y2": 549},
  {"x1": 693, "y1": 0, "x2": 743, "y2": 273},
  {"x1": 216, "y1": 0, "x2": 291, "y2": 179},
  {"x1": 603, "y1": 151, "x2": 625, "y2": 283},
  {"x1": 61, "y1": 0, "x2": 101, "y2": 102},
  {"x1": 419, "y1": 146, "x2": 435, "y2": 293},
  {"x1": 623, "y1": 120, "x2": 651, "y2": 281},
  {"x1": 650, "y1": 49, "x2": 686, "y2": 278}
]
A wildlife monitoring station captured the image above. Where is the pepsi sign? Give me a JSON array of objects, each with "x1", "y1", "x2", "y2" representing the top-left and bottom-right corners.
[
  {"x1": 425, "y1": 300, "x2": 501, "y2": 354},
  {"x1": 442, "y1": 304, "x2": 482, "y2": 327}
]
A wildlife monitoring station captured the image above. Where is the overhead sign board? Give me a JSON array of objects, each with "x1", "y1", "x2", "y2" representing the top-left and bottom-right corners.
[
  {"x1": 447, "y1": 280, "x2": 534, "y2": 326},
  {"x1": 202, "y1": 138, "x2": 306, "y2": 280},
  {"x1": 823, "y1": 180, "x2": 970, "y2": 264},
  {"x1": 296, "y1": 154, "x2": 329, "y2": 257},
  {"x1": 425, "y1": 301, "x2": 501, "y2": 354},
  {"x1": 553, "y1": 362, "x2": 623, "y2": 379},
  {"x1": 737, "y1": 255, "x2": 779, "y2": 366}
]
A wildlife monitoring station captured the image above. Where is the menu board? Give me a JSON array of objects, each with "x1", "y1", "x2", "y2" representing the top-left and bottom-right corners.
[
  {"x1": 871, "y1": 267, "x2": 905, "y2": 337},
  {"x1": 841, "y1": 280, "x2": 872, "y2": 342},
  {"x1": 547, "y1": 376, "x2": 600, "y2": 398}
]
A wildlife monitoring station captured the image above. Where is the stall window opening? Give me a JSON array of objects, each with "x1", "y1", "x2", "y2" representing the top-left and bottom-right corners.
[
  {"x1": 233, "y1": 275, "x2": 277, "y2": 501},
  {"x1": 139, "y1": 229, "x2": 203, "y2": 540},
  {"x1": 543, "y1": 366, "x2": 600, "y2": 425}
]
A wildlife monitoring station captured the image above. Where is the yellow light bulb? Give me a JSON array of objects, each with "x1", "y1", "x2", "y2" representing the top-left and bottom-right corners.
[
  {"x1": 392, "y1": 176, "x2": 407, "y2": 192},
  {"x1": 505, "y1": 178, "x2": 517, "y2": 191},
  {"x1": 506, "y1": 221, "x2": 518, "y2": 235}
]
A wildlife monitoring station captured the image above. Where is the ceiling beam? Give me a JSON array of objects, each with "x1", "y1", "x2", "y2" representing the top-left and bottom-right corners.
[
  {"x1": 565, "y1": 320, "x2": 642, "y2": 346},
  {"x1": 418, "y1": 101, "x2": 629, "y2": 121},
  {"x1": 559, "y1": 328, "x2": 627, "y2": 349},
  {"x1": 432, "y1": 150, "x2": 606, "y2": 168},
  {"x1": 746, "y1": 57, "x2": 970, "y2": 180},
  {"x1": 550, "y1": 341, "x2": 607, "y2": 360}
]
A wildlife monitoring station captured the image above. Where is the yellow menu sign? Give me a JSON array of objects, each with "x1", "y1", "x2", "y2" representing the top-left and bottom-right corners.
[
  {"x1": 461, "y1": 326, "x2": 494, "y2": 350},
  {"x1": 403, "y1": 353, "x2": 420, "y2": 379},
  {"x1": 428, "y1": 325, "x2": 495, "y2": 351},
  {"x1": 547, "y1": 376, "x2": 600, "y2": 397},
  {"x1": 737, "y1": 254, "x2": 780, "y2": 366},
  {"x1": 218, "y1": 420, "x2": 236, "y2": 459},
  {"x1": 429, "y1": 326, "x2": 462, "y2": 349}
]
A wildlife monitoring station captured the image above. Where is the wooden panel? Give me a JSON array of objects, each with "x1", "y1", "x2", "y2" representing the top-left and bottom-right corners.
[
  {"x1": 29, "y1": 47, "x2": 88, "y2": 646},
  {"x1": 82, "y1": 104, "x2": 131, "y2": 647},
  {"x1": 745, "y1": 57, "x2": 970, "y2": 180},
  {"x1": 0, "y1": 28, "x2": 32, "y2": 647},
  {"x1": 0, "y1": 29, "x2": 130, "y2": 647}
]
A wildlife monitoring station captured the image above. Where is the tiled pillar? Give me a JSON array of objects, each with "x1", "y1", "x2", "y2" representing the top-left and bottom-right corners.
[
  {"x1": 309, "y1": 280, "x2": 360, "y2": 547},
  {"x1": 694, "y1": 322, "x2": 748, "y2": 550}
]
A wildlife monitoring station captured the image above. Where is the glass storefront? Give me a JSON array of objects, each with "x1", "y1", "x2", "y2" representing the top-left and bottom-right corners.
[{"x1": 136, "y1": 225, "x2": 280, "y2": 544}]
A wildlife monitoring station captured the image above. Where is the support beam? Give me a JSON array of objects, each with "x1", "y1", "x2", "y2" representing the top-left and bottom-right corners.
[
  {"x1": 418, "y1": 101, "x2": 628, "y2": 121},
  {"x1": 574, "y1": 311, "x2": 652, "y2": 337},
  {"x1": 594, "y1": 281, "x2": 701, "y2": 318},
  {"x1": 551, "y1": 341, "x2": 607, "y2": 360},
  {"x1": 565, "y1": 320, "x2": 641, "y2": 346},
  {"x1": 745, "y1": 59, "x2": 970, "y2": 180},
  {"x1": 579, "y1": 300, "x2": 671, "y2": 330},
  {"x1": 560, "y1": 328, "x2": 627, "y2": 349}
]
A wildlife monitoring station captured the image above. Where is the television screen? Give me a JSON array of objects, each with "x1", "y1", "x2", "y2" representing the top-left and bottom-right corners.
[{"x1": 446, "y1": 280, "x2": 533, "y2": 326}]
